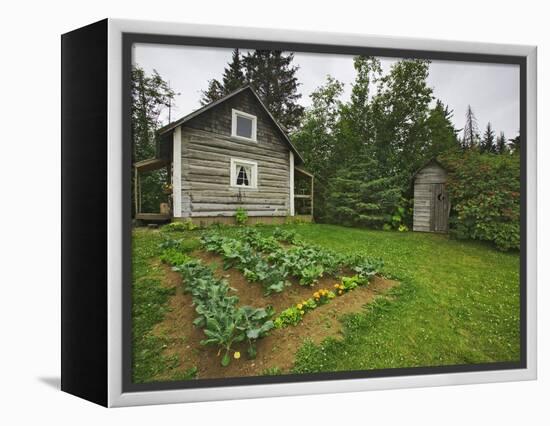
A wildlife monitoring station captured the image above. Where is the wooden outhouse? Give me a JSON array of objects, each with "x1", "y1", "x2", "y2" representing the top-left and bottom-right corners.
[{"x1": 413, "y1": 159, "x2": 450, "y2": 233}]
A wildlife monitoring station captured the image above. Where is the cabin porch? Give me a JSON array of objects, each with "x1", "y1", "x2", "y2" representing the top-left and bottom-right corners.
[{"x1": 134, "y1": 158, "x2": 172, "y2": 222}]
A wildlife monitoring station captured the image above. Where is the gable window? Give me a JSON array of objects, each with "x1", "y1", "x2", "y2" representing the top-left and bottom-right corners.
[
  {"x1": 230, "y1": 158, "x2": 258, "y2": 189},
  {"x1": 231, "y1": 109, "x2": 257, "y2": 141}
]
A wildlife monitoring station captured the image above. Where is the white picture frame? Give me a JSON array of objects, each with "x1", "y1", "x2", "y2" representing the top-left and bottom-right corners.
[{"x1": 61, "y1": 18, "x2": 537, "y2": 407}]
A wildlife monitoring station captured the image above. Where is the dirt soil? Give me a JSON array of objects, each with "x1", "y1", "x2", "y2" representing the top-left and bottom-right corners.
[{"x1": 150, "y1": 250, "x2": 398, "y2": 381}]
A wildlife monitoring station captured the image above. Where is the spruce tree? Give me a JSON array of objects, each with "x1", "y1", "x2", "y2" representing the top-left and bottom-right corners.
[
  {"x1": 509, "y1": 134, "x2": 521, "y2": 154},
  {"x1": 426, "y1": 100, "x2": 460, "y2": 157},
  {"x1": 462, "y1": 105, "x2": 480, "y2": 149},
  {"x1": 201, "y1": 49, "x2": 304, "y2": 130},
  {"x1": 242, "y1": 50, "x2": 304, "y2": 131},
  {"x1": 325, "y1": 154, "x2": 404, "y2": 228},
  {"x1": 496, "y1": 131, "x2": 508, "y2": 154},
  {"x1": 201, "y1": 79, "x2": 224, "y2": 105},
  {"x1": 337, "y1": 56, "x2": 382, "y2": 163},
  {"x1": 222, "y1": 49, "x2": 246, "y2": 93},
  {"x1": 481, "y1": 122, "x2": 496, "y2": 153},
  {"x1": 201, "y1": 49, "x2": 246, "y2": 105}
]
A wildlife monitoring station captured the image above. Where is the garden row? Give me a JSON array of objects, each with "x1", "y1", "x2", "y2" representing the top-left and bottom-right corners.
[
  {"x1": 160, "y1": 241, "x2": 274, "y2": 366},
  {"x1": 274, "y1": 275, "x2": 370, "y2": 328},
  {"x1": 201, "y1": 227, "x2": 383, "y2": 294}
]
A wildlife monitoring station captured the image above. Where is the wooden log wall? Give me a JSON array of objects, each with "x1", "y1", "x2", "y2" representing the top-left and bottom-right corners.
[{"x1": 174, "y1": 89, "x2": 293, "y2": 218}]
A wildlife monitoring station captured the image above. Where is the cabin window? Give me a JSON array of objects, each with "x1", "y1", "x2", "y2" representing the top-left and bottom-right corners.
[
  {"x1": 230, "y1": 158, "x2": 258, "y2": 189},
  {"x1": 231, "y1": 109, "x2": 257, "y2": 141}
]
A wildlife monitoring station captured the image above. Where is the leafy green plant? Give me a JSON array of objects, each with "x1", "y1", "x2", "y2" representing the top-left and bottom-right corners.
[
  {"x1": 159, "y1": 248, "x2": 191, "y2": 266},
  {"x1": 204, "y1": 229, "x2": 350, "y2": 289},
  {"x1": 238, "y1": 306, "x2": 275, "y2": 359},
  {"x1": 274, "y1": 289, "x2": 334, "y2": 328},
  {"x1": 158, "y1": 237, "x2": 200, "y2": 252},
  {"x1": 235, "y1": 207, "x2": 248, "y2": 226},
  {"x1": 201, "y1": 233, "x2": 289, "y2": 295},
  {"x1": 167, "y1": 253, "x2": 274, "y2": 366},
  {"x1": 274, "y1": 306, "x2": 304, "y2": 328},
  {"x1": 383, "y1": 200, "x2": 411, "y2": 231},
  {"x1": 439, "y1": 149, "x2": 520, "y2": 251},
  {"x1": 351, "y1": 257, "x2": 384, "y2": 279},
  {"x1": 313, "y1": 288, "x2": 335, "y2": 305},
  {"x1": 201, "y1": 311, "x2": 246, "y2": 366},
  {"x1": 272, "y1": 227, "x2": 301, "y2": 245},
  {"x1": 268, "y1": 245, "x2": 342, "y2": 285},
  {"x1": 298, "y1": 264, "x2": 325, "y2": 286}
]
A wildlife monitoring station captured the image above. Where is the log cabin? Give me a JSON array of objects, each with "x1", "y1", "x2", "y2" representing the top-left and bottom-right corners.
[{"x1": 134, "y1": 85, "x2": 313, "y2": 226}]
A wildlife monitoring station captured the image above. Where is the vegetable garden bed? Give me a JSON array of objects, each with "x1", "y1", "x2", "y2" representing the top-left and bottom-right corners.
[
  {"x1": 150, "y1": 251, "x2": 398, "y2": 380},
  {"x1": 138, "y1": 225, "x2": 398, "y2": 380}
]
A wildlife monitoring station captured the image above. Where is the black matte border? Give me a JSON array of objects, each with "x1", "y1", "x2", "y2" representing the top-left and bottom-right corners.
[{"x1": 122, "y1": 32, "x2": 528, "y2": 394}]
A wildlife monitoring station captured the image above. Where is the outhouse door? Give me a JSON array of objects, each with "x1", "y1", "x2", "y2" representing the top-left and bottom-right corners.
[{"x1": 432, "y1": 183, "x2": 450, "y2": 233}]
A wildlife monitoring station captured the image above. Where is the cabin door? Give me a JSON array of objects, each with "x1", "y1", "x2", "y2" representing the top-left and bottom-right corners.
[{"x1": 432, "y1": 183, "x2": 449, "y2": 233}]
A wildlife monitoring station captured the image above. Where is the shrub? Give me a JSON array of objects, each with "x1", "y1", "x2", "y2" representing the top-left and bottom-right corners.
[
  {"x1": 235, "y1": 207, "x2": 248, "y2": 226},
  {"x1": 324, "y1": 155, "x2": 405, "y2": 228},
  {"x1": 383, "y1": 201, "x2": 411, "y2": 231},
  {"x1": 439, "y1": 150, "x2": 520, "y2": 251},
  {"x1": 162, "y1": 220, "x2": 197, "y2": 232}
]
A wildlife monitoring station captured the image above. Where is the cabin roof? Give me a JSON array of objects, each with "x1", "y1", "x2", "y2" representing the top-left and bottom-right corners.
[{"x1": 157, "y1": 85, "x2": 305, "y2": 164}]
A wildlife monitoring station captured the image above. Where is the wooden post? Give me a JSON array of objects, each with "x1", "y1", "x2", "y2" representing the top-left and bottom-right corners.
[
  {"x1": 310, "y1": 176, "x2": 314, "y2": 219},
  {"x1": 289, "y1": 151, "x2": 295, "y2": 216},
  {"x1": 138, "y1": 173, "x2": 142, "y2": 215},
  {"x1": 134, "y1": 167, "x2": 138, "y2": 217},
  {"x1": 167, "y1": 164, "x2": 172, "y2": 216}
]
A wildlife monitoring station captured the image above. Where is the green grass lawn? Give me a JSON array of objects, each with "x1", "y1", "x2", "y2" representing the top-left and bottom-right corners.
[
  {"x1": 132, "y1": 229, "x2": 178, "y2": 383},
  {"x1": 279, "y1": 224, "x2": 520, "y2": 373},
  {"x1": 132, "y1": 223, "x2": 520, "y2": 380}
]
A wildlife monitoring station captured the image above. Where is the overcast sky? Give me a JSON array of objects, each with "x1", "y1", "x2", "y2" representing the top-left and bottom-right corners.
[{"x1": 134, "y1": 43, "x2": 520, "y2": 139}]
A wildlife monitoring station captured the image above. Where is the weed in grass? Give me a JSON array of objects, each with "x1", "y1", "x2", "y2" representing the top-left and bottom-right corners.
[
  {"x1": 262, "y1": 366, "x2": 283, "y2": 376},
  {"x1": 172, "y1": 366, "x2": 199, "y2": 381}
]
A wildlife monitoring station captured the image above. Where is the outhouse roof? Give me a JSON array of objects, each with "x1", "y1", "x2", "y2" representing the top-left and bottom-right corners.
[{"x1": 412, "y1": 158, "x2": 447, "y2": 180}]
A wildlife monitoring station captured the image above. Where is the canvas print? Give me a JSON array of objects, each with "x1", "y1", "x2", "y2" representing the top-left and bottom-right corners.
[{"x1": 130, "y1": 43, "x2": 521, "y2": 384}]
